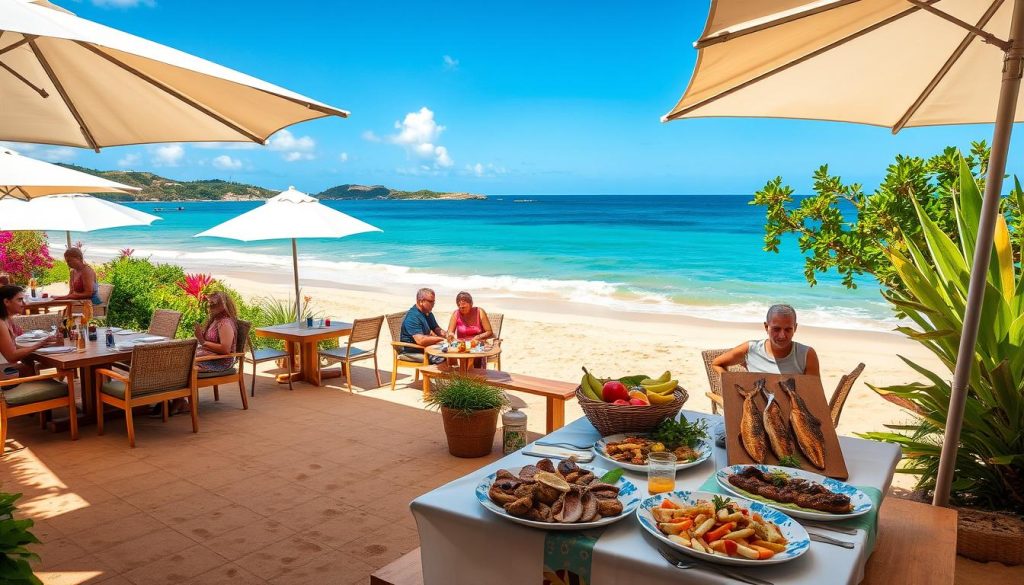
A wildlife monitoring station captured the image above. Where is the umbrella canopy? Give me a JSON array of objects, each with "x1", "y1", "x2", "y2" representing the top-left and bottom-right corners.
[
  {"x1": 0, "y1": 146, "x2": 139, "y2": 199},
  {"x1": 0, "y1": 0, "x2": 348, "y2": 151},
  {"x1": 665, "y1": 0, "x2": 1024, "y2": 506},
  {"x1": 194, "y1": 187, "x2": 381, "y2": 321},
  {"x1": 0, "y1": 192, "x2": 160, "y2": 246}
]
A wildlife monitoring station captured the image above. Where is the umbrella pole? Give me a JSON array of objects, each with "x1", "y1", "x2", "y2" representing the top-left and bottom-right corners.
[
  {"x1": 65, "y1": 231, "x2": 71, "y2": 249},
  {"x1": 292, "y1": 238, "x2": 301, "y2": 324},
  {"x1": 933, "y1": 0, "x2": 1024, "y2": 507}
]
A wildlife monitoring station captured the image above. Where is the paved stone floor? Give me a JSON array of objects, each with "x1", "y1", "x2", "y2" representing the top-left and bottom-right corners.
[{"x1": 1, "y1": 363, "x2": 506, "y2": 584}]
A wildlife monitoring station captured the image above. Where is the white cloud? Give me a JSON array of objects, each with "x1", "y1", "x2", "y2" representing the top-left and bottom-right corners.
[
  {"x1": 38, "y1": 147, "x2": 76, "y2": 163},
  {"x1": 0, "y1": 142, "x2": 77, "y2": 163},
  {"x1": 193, "y1": 142, "x2": 259, "y2": 150},
  {"x1": 152, "y1": 144, "x2": 184, "y2": 166},
  {"x1": 443, "y1": 55, "x2": 459, "y2": 70},
  {"x1": 462, "y1": 162, "x2": 508, "y2": 178},
  {"x1": 117, "y1": 153, "x2": 141, "y2": 168},
  {"x1": 361, "y1": 130, "x2": 382, "y2": 143},
  {"x1": 212, "y1": 155, "x2": 243, "y2": 170},
  {"x1": 387, "y1": 107, "x2": 453, "y2": 169},
  {"x1": 339, "y1": 152, "x2": 349, "y2": 162},
  {"x1": 268, "y1": 129, "x2": 316, "y2": 162},
  {"x1": 92, "y1": 0, "x2": 156, "y2": 7}
]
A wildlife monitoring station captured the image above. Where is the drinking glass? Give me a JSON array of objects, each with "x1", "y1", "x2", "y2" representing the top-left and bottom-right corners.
[{"x1": 647, "y1": 451, "x2": 677, "y2": 495}]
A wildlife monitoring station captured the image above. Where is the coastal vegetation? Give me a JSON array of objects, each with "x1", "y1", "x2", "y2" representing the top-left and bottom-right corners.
[
  {"x1": 752, "y1": 145, "x2": 1024, "y2": 514},
  {"x1": 59, "y1": 164, "x2": 486, "y2": 202}
]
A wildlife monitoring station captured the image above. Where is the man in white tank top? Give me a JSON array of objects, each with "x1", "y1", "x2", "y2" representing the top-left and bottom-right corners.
[{"x1": 712, "y1": 304, "x2": 820, "y2": 376}]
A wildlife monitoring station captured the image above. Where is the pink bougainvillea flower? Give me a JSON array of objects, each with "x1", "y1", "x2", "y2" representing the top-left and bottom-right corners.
[{"x1": 177, "y1": 273, "x2": 214, "y2": 301}]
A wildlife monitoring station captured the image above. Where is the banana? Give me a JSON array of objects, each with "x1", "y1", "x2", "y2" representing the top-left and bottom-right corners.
[
  {"x1": 641, "y1": 378, "x2": 678, "y2": 395},
  {"x1": 647, "y1": 390, "x2": 677, "y2": 405},
  {"x1": 640, "y1": 370, "x2": 672, "y2": 386},
  {"x1": 579, "y1": 374, "x2": 601, "y2": 401},
  {"x1": 580, "y1": 367, "x2": 604, "y2": 401}
]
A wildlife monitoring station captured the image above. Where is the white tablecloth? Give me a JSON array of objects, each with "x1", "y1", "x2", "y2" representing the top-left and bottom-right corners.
[{"x1": 411, "y1": 411, "x2": 901, "y2": 585}]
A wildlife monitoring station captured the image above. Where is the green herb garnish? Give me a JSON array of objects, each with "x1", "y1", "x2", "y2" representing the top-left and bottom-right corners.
[
  {"x1": 652, "y1": 416, "x2": 709, "y2": 450},
  {"x1": 712, "y1": 495, "x2": 733, "y2": 512},
  {"x1": 767, "y1": 470, "x2": 790, "y2": 487},
  {"x1": 777, "y1": 455, "x2": 801, "y2": 469},
  {"x1": 599, "y1": 468, "x2": 624, "y2": 483}
]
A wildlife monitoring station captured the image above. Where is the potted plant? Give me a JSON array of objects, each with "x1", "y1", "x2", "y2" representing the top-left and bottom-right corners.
[
  {"x1": 0, "y1": 492, "x2": 42, "y2": 585},
  {"x1": 425, "y1": 375, "x2": 508, "y2": 458}
]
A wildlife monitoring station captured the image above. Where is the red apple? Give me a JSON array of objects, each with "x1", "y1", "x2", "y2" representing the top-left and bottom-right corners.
[
  {"x1": 602, "y1": 380, "x2": 629, "y2": 402},
  {"x1": 612, "y1": 399, "x2": 630, "y2": 405}
]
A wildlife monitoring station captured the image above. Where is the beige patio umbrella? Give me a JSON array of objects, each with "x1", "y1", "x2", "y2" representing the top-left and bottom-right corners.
[
  {"x1": 0, "y1": 0, "x2": 347, "y2": 150},
  {"x1": 665, "y1": 0, "x2": 1024, "y2": 506},
  {"x1": 0, "y1": 146, "x2": 138, "y2": 199}
]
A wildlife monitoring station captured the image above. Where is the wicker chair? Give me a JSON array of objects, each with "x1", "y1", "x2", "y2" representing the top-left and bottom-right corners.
[
  {"x1": 386, "y1": 312, "x2": 430, "y2": 390},
  {"x1": 828, "y1": 363, "x2": 865, "y2": 427},
  {"x1": 148, "y1": 309, "x2": 183, "y2": 338},
  {"x1": 1, "y1": 370, "x2": 77, "y2": 454},
  {"x1": 11, "y1": 312, "x2": 62, "y2": 334},
  {"x1": 486, "y1": 312, "x2": 504, "y2": 370},
  {"x1": 195, "y1": 320, "x2": 250, "y2": 410},
  {"x1": 319, "y1": 315, "x2": 384, "y2": 392},
  {"x1": 95, "y1": 339, "x2": 198, "y2": 448},
  {"x1": 92, "y1": 284, "x2": 114, "y2": 320},
  {"x1": 701, "y1": 348, "x2": 747, "y2": 415}
]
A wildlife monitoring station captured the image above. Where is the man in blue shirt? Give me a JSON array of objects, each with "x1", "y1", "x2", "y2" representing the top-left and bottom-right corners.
[{"x1": 400, "y1": 287, "x2": 448, "y2": 365}]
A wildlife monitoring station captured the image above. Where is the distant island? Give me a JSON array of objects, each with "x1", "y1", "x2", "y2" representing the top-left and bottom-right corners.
[{"x1": 58, "y1": 164, "x2": 487, "y2": 202}]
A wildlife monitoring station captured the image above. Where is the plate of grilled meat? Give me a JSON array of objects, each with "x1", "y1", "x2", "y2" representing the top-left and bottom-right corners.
[{"x1": 716, "y1": 464, "x2": 873, "y2": 521}]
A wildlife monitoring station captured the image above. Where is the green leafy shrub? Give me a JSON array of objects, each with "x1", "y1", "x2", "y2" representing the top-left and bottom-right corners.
[
  {"x1": 101, "y1": 256, "x2": 186, "y2": 332},
  {"x1": 37, "y1": 260, "x2": 69, "y2": 287},
  {"x1": 0, "y1": 492, "x2": 41, "y2": 585},
  {"x1": 853, "y1": 160, "x2": 1024, "y2": 514},
  {"x1": 424, "y1": 375, "x2": 508, "y2": 417}
]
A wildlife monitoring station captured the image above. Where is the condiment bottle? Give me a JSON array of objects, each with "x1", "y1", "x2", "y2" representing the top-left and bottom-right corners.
[
  {"x1": 105, "y1": 327, "x2": 115, "y2": 349},
  {"x1": 501, "y1": 406, "x2": 528, "y2": 454},
  {"x1": 75, "y1": 320, "x2": 86, "y2": 353},
  {"x1": 29, "y1": 277, "x2": 37, "y2": 298}
]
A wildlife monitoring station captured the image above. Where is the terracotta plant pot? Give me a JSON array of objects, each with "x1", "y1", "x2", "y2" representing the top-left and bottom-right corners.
[{"x1": 440, "y1": 407, "x2": 499, "y2": 458}]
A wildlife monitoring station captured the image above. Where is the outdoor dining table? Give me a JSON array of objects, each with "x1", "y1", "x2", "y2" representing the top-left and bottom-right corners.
[
  {"x1": 411, "y1": 410, "x2": 900, "y2": 585},
  {"x1": 254, "y1": 321, "x2": 353, "y2": 386},
  {"x1": 28, "y1": 329, "x2": 167, "y2": 423},
  {"x1": 425, "y1": 342, "x2": 501, "y2": 375},
  {"x1": 22, "y1": 296, "x2": 73, "y2": 315}
]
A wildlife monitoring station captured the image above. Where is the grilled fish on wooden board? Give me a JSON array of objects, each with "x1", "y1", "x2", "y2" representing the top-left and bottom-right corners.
[
  {"x1": 736, "y1": 382, "x2": 767, "y2": 463},
  {"x1": 779, "y1": 378, "x2": 826, "y2": 469},
  {"x1": 759, "y1": 378, "x2": 797, "y2": 459}
]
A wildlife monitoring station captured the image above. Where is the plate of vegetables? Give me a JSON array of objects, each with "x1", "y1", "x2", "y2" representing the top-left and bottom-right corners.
[
  {"x1": 594, "y1": 416, "x2": 711, "y2": 472},
  {"x1": 636, "y1": 491, "x2": 810, "y2": 566}
]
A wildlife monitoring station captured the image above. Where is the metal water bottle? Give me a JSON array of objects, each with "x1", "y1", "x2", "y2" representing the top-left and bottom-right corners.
[{"x1": 501, "y1": 406, "x2": 528, "y2": 454}]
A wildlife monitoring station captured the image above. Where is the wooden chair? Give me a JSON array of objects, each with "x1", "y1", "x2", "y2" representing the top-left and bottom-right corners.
[
  {"x1": 95, "y1": 339, "x2": 198, "y2": 448},
  {"x1": 386, "y1": 312, "x2": 430, "y2": 391},
  {"x1": 1, "y1": 371, "x2": 77, "y2": 454},
  {"x1": 244, "y1": 330, "x2": 293, "y2": 396},
  {"x1": 319, "y1": 315, "x2": 384, "y2": 392},
  {"x1": 486, "y1": 312, "x2": 504, "y2": 370},
  {"x1": 828, "y1": 363, "x2": 865, "y2": 427},
  {"x1": 701, "y1": 348, "x2": 747, "y2": 415},
  {"x1": 194, "y1": 320, "x2": 250, "y2": 410}
]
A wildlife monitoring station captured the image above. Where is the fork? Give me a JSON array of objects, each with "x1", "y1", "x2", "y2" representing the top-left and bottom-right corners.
[
  {"x1": 533, "y1": 440, "x2": 595, "y2": 450},
  {"x1": 656, "y1": 548, "x2": 774, "y2": 585},
  {"x1": 809, "y1": 533, "x2": 855, "y2": 549},
  {"x1": 797, "y1": 520, "x2": 858, "y2": 535}
]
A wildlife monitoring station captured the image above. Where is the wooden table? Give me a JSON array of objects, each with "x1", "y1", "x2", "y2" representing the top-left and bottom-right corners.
[
  {"x1": 29, "y1": 330, "x2": 161, "y2": 420},
  {"x1": 254, "y1": 322, "x2": 352, "y2": 386},
  {"x1": 424, "y1": 343, "x2": 501, "y2": 375},
  {"x1": 23, "y1": 297, "x2": 73, "y2": 315}
]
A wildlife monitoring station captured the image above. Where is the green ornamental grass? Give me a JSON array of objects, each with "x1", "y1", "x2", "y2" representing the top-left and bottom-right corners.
[{"x1": 424, "y1": 375, "x2": 509, "y2": 417}]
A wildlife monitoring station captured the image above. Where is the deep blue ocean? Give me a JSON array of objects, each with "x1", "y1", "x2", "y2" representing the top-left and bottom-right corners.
[{"x1": 55, "y1": 195, "x2": 894, "y2": 330}]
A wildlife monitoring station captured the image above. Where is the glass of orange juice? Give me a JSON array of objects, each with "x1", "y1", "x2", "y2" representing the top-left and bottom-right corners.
[{"x1": 647, "y1": 451, "x2": 677, "y2": 495}]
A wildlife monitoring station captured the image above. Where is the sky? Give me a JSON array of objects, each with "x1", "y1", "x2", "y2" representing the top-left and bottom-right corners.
[{"x1": 7, "y1": 0, "x2": 1023, "y2": 195}]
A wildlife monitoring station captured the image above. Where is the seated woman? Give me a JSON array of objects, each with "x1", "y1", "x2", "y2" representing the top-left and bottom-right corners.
[
  {"x1": 166, "y1": 291, "x2": 238, "y2": 415},
  {"x1": 713, "y1": 304, "x2": 820, "y2": 376},
  {"x1": 54, "y1": 247, "x2": 101, "y2": 309},
  {"x1": 446, "y1": 291, "x2": 494, "y2": 368},
  {"x1": 0, "y1": 285, "x2": 54, "y2": 378}
]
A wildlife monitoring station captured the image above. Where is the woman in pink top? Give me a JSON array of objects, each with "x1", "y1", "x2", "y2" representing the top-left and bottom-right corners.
[{"x1": 446, "y1": 291, "x2": 494, "y2": 368}]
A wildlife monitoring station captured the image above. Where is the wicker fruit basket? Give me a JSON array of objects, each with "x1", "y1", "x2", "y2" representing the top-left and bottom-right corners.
[{"x1": 576, "y1": 386, "x2": 689, "y2": 436}]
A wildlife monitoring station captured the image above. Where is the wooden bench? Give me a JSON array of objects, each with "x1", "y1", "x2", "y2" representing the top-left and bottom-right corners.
[
  {"x1": 369, "y1": 498, "x2": 957, "y2": 585},
  {"x1": 420, "y1": 366, "x2": 577, "y2": 433}
]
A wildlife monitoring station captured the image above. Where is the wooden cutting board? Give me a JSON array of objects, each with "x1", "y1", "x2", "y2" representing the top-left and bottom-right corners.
[{"x1": 720, "y1": 372, "x2": 849, "y2": 480}]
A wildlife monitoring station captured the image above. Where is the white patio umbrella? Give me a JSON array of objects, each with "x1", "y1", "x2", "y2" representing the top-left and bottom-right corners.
[
  {"x1": 0, "y1": 192, "x2": 160, "y2": 247},
  {"x1": 0, "y1": 146, "x2": 138, "y2": 199},
  {"x1": 664, "y1": 0, "x2": 1024, "y2": 506},
  {"x1": 194, "y1": 187, "x2": 381, "y2": 322},
  {"x1": 0, "y1": 0, "x2": 347, "y2": 150}
]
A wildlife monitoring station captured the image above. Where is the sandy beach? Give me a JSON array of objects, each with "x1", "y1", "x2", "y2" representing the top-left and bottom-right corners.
[{"x1": 215, "y1": 268, "x2": 939, "y2": 488}]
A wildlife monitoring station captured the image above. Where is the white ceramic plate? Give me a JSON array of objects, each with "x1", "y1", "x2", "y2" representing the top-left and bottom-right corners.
[
  {"x1": 36, "y1": 346, "x2": 74, "y2": 354},
  {"x1": 134, "y1": 336, "x2": 165, "y2": 343},
  {"x1": 475, "y1": 464, "x2": 641, "y2": 530},
  {"x1": 637, "y1": 490, "x2": 810, "y2": 566},
  {"x1": 716, "y1": 464, "x2": 873, "y2": 521},
  {"x1": 593, "y1": 433, "x2": 712, "y2": 473},
  {"x1": 115, "y1": 330, "x2": 136, "y2": 335}
]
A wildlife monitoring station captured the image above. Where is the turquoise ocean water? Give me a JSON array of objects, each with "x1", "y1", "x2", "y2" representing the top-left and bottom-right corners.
[{"x1": 53, "y1": 195, "x2": 896, "y2": 331}]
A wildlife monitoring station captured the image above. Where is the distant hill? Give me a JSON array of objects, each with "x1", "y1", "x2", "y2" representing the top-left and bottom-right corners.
[{"x1": 59, "y1": 164, "x2": 486, "y2": 201}]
